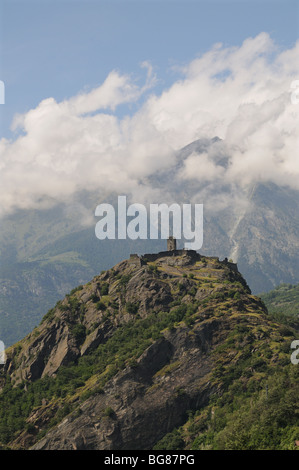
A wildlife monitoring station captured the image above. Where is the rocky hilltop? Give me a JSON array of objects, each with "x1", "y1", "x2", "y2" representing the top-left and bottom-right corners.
[{"x1": 0, "y1": 249, "x2": 298, "y2": 450}]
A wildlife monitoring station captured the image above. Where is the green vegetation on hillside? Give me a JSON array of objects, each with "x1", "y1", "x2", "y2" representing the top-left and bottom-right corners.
[
  {"x1": 260, "y1": 282, "x2": 299, "y2": 330},
  {"x1": 0, "y1": 255, "x2": 298, "y2": 450},
  {"x1": 154, "y1": 364, "x2": 299, "y2": 450},
  {"x1": 154, "y1": 318, "x2": 299, "y2": 450},
  {"x1": 0, "y1": 304, "x2": 193, "y2": 444}
]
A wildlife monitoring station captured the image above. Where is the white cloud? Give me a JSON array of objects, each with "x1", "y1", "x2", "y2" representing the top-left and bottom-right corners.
[
  {"x1": 0, "y1": 33, "x2": 298, "y2": 217},
  {"x1": 179, "y1": 151, "x2": 225, "y2": 182}
]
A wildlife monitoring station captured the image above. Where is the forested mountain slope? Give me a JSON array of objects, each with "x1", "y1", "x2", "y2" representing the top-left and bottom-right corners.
[{"x1": 0, "y1": 250, "x2": 298, "y2": 450}]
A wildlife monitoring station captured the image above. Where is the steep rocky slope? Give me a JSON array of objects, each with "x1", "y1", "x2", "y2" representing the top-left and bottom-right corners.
[{"x1": 0, "y1": 250, "x2": 297, "y2": 450}]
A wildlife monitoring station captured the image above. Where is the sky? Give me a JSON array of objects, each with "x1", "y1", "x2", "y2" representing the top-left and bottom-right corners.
[
  {"x1": 0, "y1": 0, "x2": 298, "y2": 215},
  {"x1": 1, "y1": 0, "x2": 298, "y2": 137}
]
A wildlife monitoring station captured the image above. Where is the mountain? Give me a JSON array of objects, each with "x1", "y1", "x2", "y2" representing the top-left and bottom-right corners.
[
  {"x1": 153, "y1": 138, "x2": 299, "y2": 293},
  {"x1": 221, "y1": 182, "x2": 299, "y2": 293},
  {"x1": 0, "y1": 249, "x2": 298, "y2": 450},
  {"x1": 1, "y1": 138, "x2": 299, "y2": 347}
]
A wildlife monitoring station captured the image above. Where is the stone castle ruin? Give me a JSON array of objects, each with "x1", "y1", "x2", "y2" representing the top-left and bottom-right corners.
[
  {"x1": 167, "y1": 236, "x2": 176, "y2": 251},
  {"x1": 129, "y1": 237, "x2": 238, "y2": 272}
]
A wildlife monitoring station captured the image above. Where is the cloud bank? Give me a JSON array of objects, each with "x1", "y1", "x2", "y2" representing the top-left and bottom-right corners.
[{"x1": 0, "y1": 33, "x2": 298, "y2": 216}]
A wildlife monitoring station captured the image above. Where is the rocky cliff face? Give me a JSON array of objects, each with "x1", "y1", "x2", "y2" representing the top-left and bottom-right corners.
[{"x1": 0, "y1": 250, "x2": 293, "y2": 450}]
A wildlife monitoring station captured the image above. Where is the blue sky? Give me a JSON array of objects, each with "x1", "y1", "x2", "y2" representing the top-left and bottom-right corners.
[
  {"x1": 0, "y1": 0, "x2": 298, "y2": 218},
  {"x1": 0, "y1": 0, "x2": 298, "y2": 138}
]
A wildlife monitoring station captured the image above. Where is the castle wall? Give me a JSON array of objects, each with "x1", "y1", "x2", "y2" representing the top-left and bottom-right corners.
[
  {"x1": 128, "y1": 250, "x2": 238, "y2": 272},
  {"x1": 142, "y1": 249, "x2": 199, "y2": 263}
]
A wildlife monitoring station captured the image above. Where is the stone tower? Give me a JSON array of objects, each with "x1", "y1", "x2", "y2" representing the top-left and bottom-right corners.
[{"x1": 167, "y1": 236, "x2": 176, "y2": 251}]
